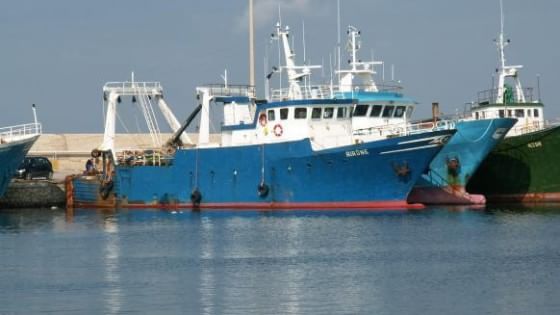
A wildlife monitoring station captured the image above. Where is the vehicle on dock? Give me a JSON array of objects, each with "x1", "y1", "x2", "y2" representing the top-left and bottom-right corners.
[
  {"x1": 14, "y1": 156, "x2": 53, "y2": 180},
  {"x1": 0, "y1": 105, "x2": 42, "y2": 197},
  {"x1": 466, "y1": 1, "x2": 560, "y2": 203}
]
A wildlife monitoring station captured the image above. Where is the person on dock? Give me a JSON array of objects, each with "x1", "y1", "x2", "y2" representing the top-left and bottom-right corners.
[{"x1": 84, "y1": 158, "x2": 94, "y2": 174}]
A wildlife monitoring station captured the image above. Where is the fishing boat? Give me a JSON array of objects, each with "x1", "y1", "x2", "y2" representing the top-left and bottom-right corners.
[
  {"x1": 465, "y1": 1, "x2": 560, "y2": 203},
  {"x1": 67, "y1": 77, "x2": 455, "y2": 209},
  {"x1": 0, "y1": 105, "x2": 42, "y2": 197},
  {"x1": 268, "y1": 23, "x2": 516, "y2": 205}
]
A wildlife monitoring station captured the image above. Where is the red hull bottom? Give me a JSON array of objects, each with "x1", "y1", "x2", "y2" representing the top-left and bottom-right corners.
[
  {"x1": 408, "y1": 186, "x2": 486, "y2": 205},
  {"x1": 485, "y1": 192, "x2": 560, "y2": 203},
  {"x1": 71, "y1": 200, "x2": 425, "y2": 210}
]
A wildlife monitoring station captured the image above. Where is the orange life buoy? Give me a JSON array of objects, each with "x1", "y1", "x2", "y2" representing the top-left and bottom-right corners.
[
  {"x1": 273, "y1": 124, "x2": 283, "y2": 137},
  {"x1": 259, "y1": 113, "x2": 267, "y2": 127}
]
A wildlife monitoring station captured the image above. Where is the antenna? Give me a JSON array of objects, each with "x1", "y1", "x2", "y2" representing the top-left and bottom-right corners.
[
  {"x1": 249, "y1": 0, "x2": 255, "y2": 87},
  {"x1": 302, "y1": 20, "x2": 306, "y2": 63},
  {"x1": 337, "y1": 0, "x2": 341, "y2": 84},
  {"x1": 221, "y1": 69, "x2": 228, "y2": 88},
  {"x1": 32, "y1": 104, "x2": 38, "y2": 126}
]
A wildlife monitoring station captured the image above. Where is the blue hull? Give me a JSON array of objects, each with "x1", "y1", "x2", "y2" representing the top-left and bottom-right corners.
[
  {"x1": 72, "y1": 130, "x2": 454, "y2": 209},
  {"x1": 0, "y1": 136, "x2": 39, "y2": 197},
  {"x1": 408, "y1": 118, "x2": 516, "y2": 204}
]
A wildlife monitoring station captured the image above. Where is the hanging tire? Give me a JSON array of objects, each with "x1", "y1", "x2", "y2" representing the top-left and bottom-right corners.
[
  {"x1": 191, "y1": 189, "x2": 202, "y2": 207},
  {"x1": 99, "y1": 180, "x2": 114, "y2": 200},
  {"x1": 257, "y1": 183, "x2": 269, "y2": 198}
]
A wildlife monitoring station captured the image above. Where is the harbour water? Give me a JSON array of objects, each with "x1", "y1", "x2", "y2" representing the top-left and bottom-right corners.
[{"x1": 1, "y1": 206, "x2": 559, "y2": 314}]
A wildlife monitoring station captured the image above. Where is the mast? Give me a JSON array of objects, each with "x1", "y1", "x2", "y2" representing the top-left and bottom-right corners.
[
  {"x1": 494, "y1": 0, "x2": 525, "y2": 104},
  {"x1": 249, "y1": 0, "x2": 255, "y2": 88}
]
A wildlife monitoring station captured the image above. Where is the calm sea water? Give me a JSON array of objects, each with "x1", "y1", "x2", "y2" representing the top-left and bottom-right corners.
[{"x1": 1, "y1": 206, "x2": 559, "y2": 314}]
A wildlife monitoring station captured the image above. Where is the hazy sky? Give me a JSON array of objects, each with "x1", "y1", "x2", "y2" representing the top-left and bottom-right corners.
[{"x1": 1, "y1": 0, "x2": 558, "y2": 133}]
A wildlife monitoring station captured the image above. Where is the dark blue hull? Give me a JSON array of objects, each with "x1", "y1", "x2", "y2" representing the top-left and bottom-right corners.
[
  {"x1": 72, "y1": 130, "x2": 454, "y2": 209},
  {"x1": 0, "y1": 136, "x2": 39, "y2": 197}
]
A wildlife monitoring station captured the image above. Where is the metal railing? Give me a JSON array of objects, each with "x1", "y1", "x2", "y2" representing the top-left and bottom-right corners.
[
  {"x1": 103, "y1": 81, "x2": 163, "y2": 96},
  {"x1": 0, "y1": 122, "x2": 42, "y2": 141},
  {"x1": 270, "y1": 82, "x2": 404, "y2": 101},
  {"x1": 353, "y1": 119, "x2": 456, "y2": 138},
  {"x1": 476, "y1": 87, "x2": 536, "y2": 105},
  {"x1": 201, "y1": 84, "x2": 256, "y2": 98}
]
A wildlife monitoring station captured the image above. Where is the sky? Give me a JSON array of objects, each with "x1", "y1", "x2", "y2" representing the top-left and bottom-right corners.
[{"x1": 1, "y1": 0, "x2": 558, "y2": 133}]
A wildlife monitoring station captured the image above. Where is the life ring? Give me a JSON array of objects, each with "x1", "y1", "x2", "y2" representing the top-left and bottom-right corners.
[
  {"x1": 259, "y1": 113, "x2": 267, "y2": 127},
  {"x1": 273, "y1": 124, "x2": 283, "y2": 137}
]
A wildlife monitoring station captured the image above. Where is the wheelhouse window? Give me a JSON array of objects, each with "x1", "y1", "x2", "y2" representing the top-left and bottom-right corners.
[
  {"x1": 534, "y1": 109, "x2": 540, "y2": 117},
  {"x1": 406, "y1": 106, "x2": 413, "y2": 118},
  {"x1": 311, "y1": 107, "x2": 322, "y2": 119},
  {"x1": 515, "y1": 109, "x2": 525, "y2": 118},
  {"x1": 337, "y1": 107, "x2": 347, "y2": 119},
  {"x1": 353, "y1": 105, "x2": 369, "y2": 117},
  {"x1": 382, "y1": 105, "x2": 395, "y2": 118},
  {"x1": 294, "y1": 108, "x2": 307, "y2": 119},
  {"x1": 267, "y1": 109, "x2": 276, "y2": 121},
  {"x1": 394, "y1": 106, "x2": 407, "y2": 118},
  {"x1": 323, "y1": 107, "x2": 334, "y2": 119},
  {"x1": 527, "y1": 109, "x2": 532, "y2": 117},
  {"x1": 280, "y1": 108, "x2": 289, "y2": 120},
  {"x1": 370, "y1": 105, "x2": 383, "y2": 117},
  {"x1": 498, "y1": 110, "x2": 505, "y2": 118}
]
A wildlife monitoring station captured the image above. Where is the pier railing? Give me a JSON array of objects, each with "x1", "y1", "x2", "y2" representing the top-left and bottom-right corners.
[{"x1": 0, "y1": 122, "x2": 42, "y2": 142}]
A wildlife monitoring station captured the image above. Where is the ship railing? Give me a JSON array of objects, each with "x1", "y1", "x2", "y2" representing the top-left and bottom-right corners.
[
  {"x1": 201, "y1": 84, "x2": 256, "y2": 98},
  {"x1": 269, "y1": 82, "x2": 404, "y2": 101},
  {"x1": 103, "y1": 81, "x2": 163, "y2": 96},
  {"x1": 0, "y1": 122, "x2": 42, "y2": 142},
  {"x1": 476, "y1": 87, "x2": 535, "y2": 105},
  {"x1": 353, "y1": 120, "x2": 455, "y2": 138},
  {"x1": 114, "y1": 148, "x2": 174, "y2": 167},
  {"x1": 507, "y1": 121, "x2": 545, "y2": 136}
]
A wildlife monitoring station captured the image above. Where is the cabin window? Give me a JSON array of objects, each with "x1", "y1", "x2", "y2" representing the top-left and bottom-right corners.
[
  {"x1": 508, "y1": 110, "x2": 513, "y2": 117},
  {"x1": 337, "y1": 107, "x2": 347, "y2": 119},
  {"x1": 294, "y1": 108, "x2": 307, "y2": 119},
  {"x1": 353, "y1": 105, "x2": 369, "y2": 117},
  {"x1": 534, "y1": 109, "x2": 539, "y2": 117},
  {"x1": 323, "y1": 107, "x2": 334, "y2": 119},
  {"x1": 475, "y1": 112, "x2": 479, "y2": 120},
  {"x1": 311, "y1": 107, "x2": 322, "y2": 119},
  {"x1": 382, "y1": 105, "x2": 395, "y2": 118},
  {"x1": 268, "y1": 109, "x2": 276, "y2": 121},
  {"x1": 280, "y1": 108, "x2": 289, "y2": 120},
  {"x1": 515, "y1": 109, "x2": 525, "y2": 118},
  {"x1": 370, "y1": 105, "x2": 383, "y2": 117},
  {"x1": 527, "y1": 109, "x2": 532, "y2": 117},
  {"x1": 394, "y1": 106, "x2": 407, "y2": 118},
  {"x1": 498, "y1": 110, "x2": 504, "y2": 118},
  {"x1": 406, "y1": 106, "x2": 413, "y2": 118}
]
